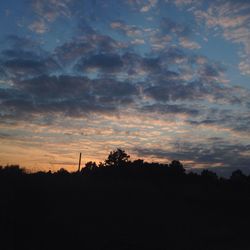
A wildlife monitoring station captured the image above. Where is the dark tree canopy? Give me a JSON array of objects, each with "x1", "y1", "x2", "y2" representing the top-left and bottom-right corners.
[
  {"x1": 230, "y1": 169, "x2": 246, "y2": 182},
  {"x1": 104, "y1": 148, "x2": 130, "y2": 168},
  {"x1": 169, "y1": 160, "x2": 185, "y2": 174},
  {"x1": 84, "y1": 161, "x2": 98, "y2": 171},
  {"x1": 201, "y1": 169, "x2": 218, "y2": 181}
]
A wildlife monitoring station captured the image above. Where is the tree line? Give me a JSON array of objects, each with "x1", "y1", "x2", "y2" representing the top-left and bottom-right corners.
[
  {"x1": 1, "y1": 148, "x2": 250, "y2": 250},
  {"x1": 0, "y1": 148, "x2": 248, "y2": 183}
]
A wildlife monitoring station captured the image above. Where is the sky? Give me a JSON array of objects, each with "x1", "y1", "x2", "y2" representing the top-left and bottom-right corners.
[{"x1": 0, "y1": 0, "x2": 249, "y2": 175}]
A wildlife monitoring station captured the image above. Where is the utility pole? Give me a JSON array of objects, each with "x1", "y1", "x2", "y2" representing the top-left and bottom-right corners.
[{"x1": 78, "y1": 152, "x2": 82, "y2": 172}]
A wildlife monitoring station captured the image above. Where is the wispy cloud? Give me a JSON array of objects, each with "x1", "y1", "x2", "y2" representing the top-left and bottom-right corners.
[
  {"x1": 194, "y1": 1, "x2": 250, "y2": 75},
  {"x1": 28, "y1": 19, "x2": 48, "y2": 34},
  {"x1": 179, "y1": 37, "x2": 201, "y2": 49},
  {"x1": 140, "y1": 0, "x2": 158, "y2": 12},
  {"x1": 110, "y1": 21, "x2": 143, "y2": 37}
]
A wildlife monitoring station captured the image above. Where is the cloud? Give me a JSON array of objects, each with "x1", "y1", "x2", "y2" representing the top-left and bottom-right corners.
[
  {"x1": 31, "y1": 0, "x2": 72, "y2": 22},
  {"x1": 27, "y1": 0, "x2": 73, "y2": 36},
  {"x1": 1, "y1": 31, "x2": 248, "y2": 139},
  {"x1": 142, "y1": 57, "x2": 229, "y2": 103},
  {"x1": 75, "y1": 53, "x2": 123, "y2": 73},
  {"x1": 131, "y1": 39, "x2": 145, "y2": 45},
  {"x1": 179, "y1": 37, "x2": 201, "y2": 49},
  {"x1": 110, "y1": 21, "x2": 143, "y2": 37},
  {"x1": 173, "y1": 0, "x2": 203, "y2": 8},
  {"x1": 194, "y1": 1, "x2": 250, "y2": 75},
  {"x1": 126, "y1": 0, "x2": 158, "y2": 12},
  {"x1": 239, "y1": 58, "x2": 250, "y2": 76},
  {"x1": 188, "y1": 107, "x2": 250, "y2": 134},
  {"x1": 140, "y1": 0, "x2": 158, "y2": 12},
  {"x1": 0, "y1": 45, "x2": 60, "y2": 79},
  {"x1": 0, "y1": 67, "x2": 7, "y2": 79},
  {"x1": 0, "y1": 0, "x2": 249, "y2": 173},
  {"x1": 1, "y1": 49, "x2": 40, "y2": 61},
  {"x1": 2, "y1": 59, "x2": 47, "y2": 78},
  {"x1": 0, "y1": 75, "x2": 139, "y2": 123},
  {"x1": 0, "y1": 132, "x2": 11, "y2": 139},
  {"x1": 135, "y1": 140, "x2": 250, "y2": 174},
  {"x1": 140, "y1": 57, "x2": 162, "y2": 74},
  {"x1": 6, "y1": 35, "x2": 41, "y2": 50},
  {"x1": 198, "y1": 62, "x2": 226, "y2": 82},
  {"x1": 160, "y1": 17, "x2": 191, "y2": 37},
  {"x1": 54, "y1": 40, "x2": 95, "y2": 66},
  {"x1": 150, "y1": 34, "x2": 172, "y2": 51},
  {"x1": 74, "y1": 49, "x2": 164, "y2": 77},
  {"x1": 141, "y1": 103, "x2": 200, "y2": 116},
  {"x1": 54, "y1": 31, "x2": 127, "y2": 66},
  {"x1": 28, "y1": 19, "x2": 48, "y2": 34}
]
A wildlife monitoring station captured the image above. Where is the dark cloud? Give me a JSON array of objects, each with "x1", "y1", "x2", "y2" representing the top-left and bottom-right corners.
[
  {"x1": 76, "y1": 53, "x2": 123, "y2": 73},
  {"x1": 16, "y1": 75, "x2": 91, "y2": 99},
  {"x1": 0, "y1": 67, "x2": 7, "y2": 78},
  {"x1": 143, "y1": 79, "x2": 205, "y2": 102},
  {"x1": 160, "y1": 17, "x2": 191, "y2": 37},
  {"x1": 2, "y1": 59, "x2": 46, "y2": 77},
  {"x1": 54, "y1": 29, "x2": 127, "y2": 66},
  {"x1": 54, "y1": 41, "x2": 95, "y2": 65},
  {"x1": 93, "y1": 78, "x2": 137, "y2": 103},
  {"x1": 6, "y1": 35, "x2": 41, "y2": 49},
  {"x1": 0, "y1": 132, "x2": 11, "y2": 139},
  {"x1": 160, "y1": 47, "x2": 187, "y2": 63},
  {"x1": 0, "y1": 37, "x2": 60, "y2": 79},
  {"x1": 121, "y1": 52, "x2": 142, "y2": 75},
  {"x1": 0, "y1": 87, "x2": 23, "y2": 100},
  {"x1": 1, "y1": 57, "x2": 60, "y2": 78},
  {"x1": 75, "y1": 52, "x2": 163, "y2": 75},
  {"x1": 188, "y1": 109, "x2": 250, "y2": 133},
  {"x1": 198, "y1": 62, "x2": 226, "y2": 81},
  {"x1": 0, "y1": 75, "x2": 138, "y2": 122},
  {"x1": 141, "y1": 51, "x2": 245, "y2": 107},
  {"x1": 1, "y1": 49, "x2": 40, "y2": 60},
  {"x1": 135, "y1": 141, "x2": 250, "y2": 175},
  {"x1": 141, "y1": 103, "x2": 200, "y2": 116},
  {"x1": 0, "y1": 31, "x2": 248, "y2": 135},
  {"x1": 140, "y1": 57, "x2": 161, "y2": 74}
]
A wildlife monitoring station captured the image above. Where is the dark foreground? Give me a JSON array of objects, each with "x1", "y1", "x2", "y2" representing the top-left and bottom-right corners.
[{"x1": 1, "y1": 166, "x2": 250, "y2": 250}]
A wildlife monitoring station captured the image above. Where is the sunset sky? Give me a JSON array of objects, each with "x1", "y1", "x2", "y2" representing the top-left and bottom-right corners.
[{"x1": 0, "y1": 0, "x2": 249, "y2": 174}]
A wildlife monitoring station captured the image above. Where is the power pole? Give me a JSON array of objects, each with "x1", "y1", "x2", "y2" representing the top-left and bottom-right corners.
[{"x1": 78, "y1": 152, "x2": 82, "y2": 172}]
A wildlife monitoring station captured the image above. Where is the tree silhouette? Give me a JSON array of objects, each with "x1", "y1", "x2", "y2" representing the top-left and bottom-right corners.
[
  {"x1": 230, "y1": 169, "x2": 246, "y2": 182},
  {"x1": 56, "y1": 168, "x2": 69, "y2": 175},
  {"x1": 169, "y1": 160, "x2": 185, "y2": 174},
  {"x1": 132, "y1": 159, "x2": 144, "y2": 167},
  {"x1": 104, "y1": 148, "x2": 130, "y2": 168},
  {"x1": 84, "y1": 161, "x2": 98, "y2": 170},
  {"x1": 201, "y1": 169, "x2": 218, "y2": 181},
  {"x1": 1, "y1": 165, "x2": 25, "y2": 175}
]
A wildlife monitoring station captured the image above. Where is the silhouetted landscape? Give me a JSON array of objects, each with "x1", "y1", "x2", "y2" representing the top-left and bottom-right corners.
[{"x1": 1, "y1": 148, "x2": 250, "y2": 250}]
